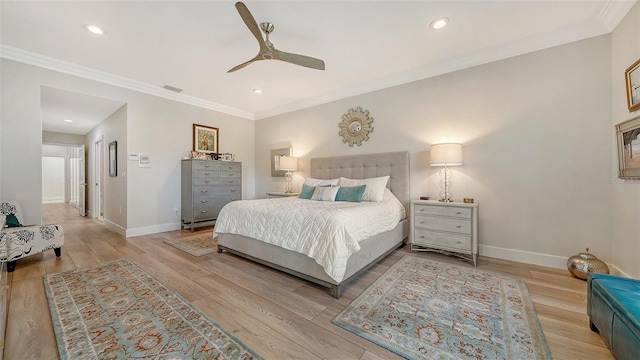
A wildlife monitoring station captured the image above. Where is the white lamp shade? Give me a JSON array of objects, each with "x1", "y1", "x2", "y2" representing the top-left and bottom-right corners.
[
  {"x1": 279, "y1": 156, "x2": 298, "y2": 171},
  {"x1": 429, "y1": 143, "x2": 462, "y2": 166}
]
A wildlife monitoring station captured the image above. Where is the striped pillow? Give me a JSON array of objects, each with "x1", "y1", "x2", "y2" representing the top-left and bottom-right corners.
[{"x1": 310, "y1": 186, "x2": 340, "y2": 201}]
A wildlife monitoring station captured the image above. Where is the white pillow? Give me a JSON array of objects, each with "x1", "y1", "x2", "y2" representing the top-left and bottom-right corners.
[
  {"x1": 304, "y1": 177, "x2": 339, "y2": 186},
  {"x1": 310, "y1": 186, "x2": 340, "y2": 201},
  {"x1": 338, "y1": 176, "x2": 389, "y2": 202}
]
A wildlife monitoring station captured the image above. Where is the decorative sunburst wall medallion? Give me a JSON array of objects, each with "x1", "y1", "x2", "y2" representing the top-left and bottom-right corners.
[{"x1": 339, "y1": 107, "x2": 374, "y2": 147}]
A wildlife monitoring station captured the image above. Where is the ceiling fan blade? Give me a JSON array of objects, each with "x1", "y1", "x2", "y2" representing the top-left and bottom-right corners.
[
  {"x1": 273, "y1": 49, "x2": 325, "y2": 71},
  {"x1": 227, "y1": 55, "x2": 263, "y2": 73},
  {"x1": 235, "y1": 2, "x2": 268, "y2": 50}
]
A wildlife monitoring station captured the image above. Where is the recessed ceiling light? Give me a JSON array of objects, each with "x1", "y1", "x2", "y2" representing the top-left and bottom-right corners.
[
  {"x1": 430, "y1": 17, "x2": 449, "y2": 30},
  {"x1": 86, "y1": 25, "x2": 105, "y2": 35},
  {"x1": 64, "y1": 119, "x2": 73, "y2": 123},
  {"x1": 253, "y1": 88, "x2": 263, "y2": 94}
]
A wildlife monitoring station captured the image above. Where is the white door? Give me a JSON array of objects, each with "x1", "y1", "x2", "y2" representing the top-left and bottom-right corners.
[{"x1": 78, "y1": 145, "x2": 86, "y2": 216}]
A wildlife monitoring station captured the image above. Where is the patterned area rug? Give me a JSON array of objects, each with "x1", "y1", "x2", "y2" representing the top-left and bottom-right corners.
[
  {"x1": 333, "y1": 256, "x2": 551, "y2": 360},
  {"x1": 163, "y1": 233, "x2": 218, "y2": 256},
  {"x1": 45, "y1": 259, "x2": 262, "y2": 360}
]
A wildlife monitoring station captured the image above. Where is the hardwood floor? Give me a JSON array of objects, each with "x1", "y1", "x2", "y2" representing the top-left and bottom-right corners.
[{"x1": 4, "y1": 203, "x2": 613, "y2": 360}]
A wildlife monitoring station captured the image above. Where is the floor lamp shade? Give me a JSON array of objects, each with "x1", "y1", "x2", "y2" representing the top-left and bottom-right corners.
[
  {"x1": 279, "y1": 156, "x2": 298, "y2": 193},
  {"x1": 429, "y1": 143, "x2": 462, "y2": 202}
]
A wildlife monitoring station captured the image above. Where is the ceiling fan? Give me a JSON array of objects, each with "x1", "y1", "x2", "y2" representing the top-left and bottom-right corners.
[{"x1": 227, "y1": 2, "x2": 325, "y2": 73}]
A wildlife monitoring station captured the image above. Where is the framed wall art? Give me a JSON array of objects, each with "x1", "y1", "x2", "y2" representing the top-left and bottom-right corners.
[
  {"x1": 108, "y1": 141, "x2": 117, "y2": 177},
  {"x1": 625, "y1": 58, "x2": 640, "y2": 113},
  {"x1": 193, "y1": 124, "x2": 219, "y2": 154},
  {"x1": 615, "y1": 115, "x2": 640, "y2": 179}
]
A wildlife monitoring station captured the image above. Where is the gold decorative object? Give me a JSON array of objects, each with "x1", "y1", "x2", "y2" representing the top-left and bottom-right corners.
[
  {"x1": 463, "y1": 198, "x2": 474, "y2": 203},
  {"x1": 339, "y1": 107, "x2": 374, "y2": 147},
  {"x1": 567, "y1": 248, "x2": 609, "y2": 280}
]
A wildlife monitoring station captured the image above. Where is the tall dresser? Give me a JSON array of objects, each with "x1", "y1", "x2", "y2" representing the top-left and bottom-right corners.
[{"x1": 181, "y1": 159, "x2": 242, "y2": 231}]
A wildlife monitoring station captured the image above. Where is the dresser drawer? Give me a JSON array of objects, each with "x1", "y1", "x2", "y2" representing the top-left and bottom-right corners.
[
  {"x1": 193, "y1": 205, "x2": 224, "y2": 220},
  {"x1": 219, "y1": 163, "x2": 241, "y2": 172},
  {"x1": 219, "y1": 170, "x2": 241, "y2": 179},
  {"x1": 193, "y1": 169, "x2": 219, "y2": 179},
  {"x1": 414, "y1": 204, "x2": 471, "y2": 219},
  {"x1": 193, "y1": 161, "x2": 220, "y2": 170},
  {"x1": 218, "y1": 178, "x2": 241, "y2": 186},
  {"x1": 414, "y1": 229, "x2": 471, "y2": 252},
  {"x1": 414, "y1": 215, "x2": 471, "y2": 234},
  {"x1": 193, "y1": 177, "x2": 220, "y2": 186}
]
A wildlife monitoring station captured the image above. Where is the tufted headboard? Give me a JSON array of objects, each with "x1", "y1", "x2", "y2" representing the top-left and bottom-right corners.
[{"x1": 310, "y1": 151, "x2": 410, "y2": 214}]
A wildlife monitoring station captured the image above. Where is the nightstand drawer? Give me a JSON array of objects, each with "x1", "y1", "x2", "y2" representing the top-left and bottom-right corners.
[
  {"x1": 414, "y1": 204, "x2": 471, "y2": 218},
  {"x1": 414, "y1": 229, "x2": 471, "y2": 252},
  {"x1": 414, "y1": 215, "x2": 471, "y2": 234}
]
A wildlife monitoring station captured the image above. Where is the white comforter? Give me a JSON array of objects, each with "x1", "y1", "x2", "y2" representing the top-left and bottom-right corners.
[{"x1": 214, "y1": 188, "x2": 405, "y2": 282}]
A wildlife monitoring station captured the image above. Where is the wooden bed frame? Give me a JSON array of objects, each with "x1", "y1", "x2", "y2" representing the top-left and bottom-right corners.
[{"x1": 217, "y1": 151, "x2": 410, "y2": 298}]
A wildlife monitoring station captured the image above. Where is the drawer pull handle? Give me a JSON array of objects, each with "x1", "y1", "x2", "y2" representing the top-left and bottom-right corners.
[
  {"x1": 456, "y1": 225, "x2": 461, "y2": 228},
  {"x1": 229, "y1": 180, "x2": 234, "y2": 183},
  {"x1": 204, "y1": 180, "x2": 210, "y2": 183},
  {"x1": 204, "y1": 165, "x2": 210, "y2": 168},
  {"x1": 419, "y1": 209, "x2": 424, "y2": 212},
  {"x1": 456, "y1": 211, "x2": 462, "y2": 214},
  {"x1": 200, "y1": 210, "x2": 208, "y2": 213},
  {"x1": 420, "y1": 221, "x2": 425, "y2": 224},
  {"x1": 419, "y1": 236, "x2": 425, "y2": 239},
  {"x1": 456, "y1": 241, "x2": 461, "y2": 244},
  {"x1": 201, "y1": 200, "x2": 208, "y2": 203},
  {"x1": 228, "y1": 173, "x2": 235, "y2": 176},
  {"x1": 230, "y1": 189, "x2": 237, "y2": 192},
  {"x1": 200, "y1": 190, "x2": 208, "y2": 193}
]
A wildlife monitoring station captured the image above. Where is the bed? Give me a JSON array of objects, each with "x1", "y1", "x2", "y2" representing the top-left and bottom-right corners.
[{"x1": 215, "y1": 151, "x2": 410, "y2": 298}]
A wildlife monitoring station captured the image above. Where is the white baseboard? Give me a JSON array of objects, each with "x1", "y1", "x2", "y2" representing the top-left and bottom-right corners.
[
  {"x1": 42, "y1": 197, "x2": 64, "y2": 203},
  {"x1": 609, "y1": 264, "x2": 631, "y2": 278},
  {"x1": 125, "y1": 222, "x2": 182, "y2": 238},
  {"x1": 103, "y1": 218, "x2": 126, "y2": 237},
  {"x1": 479, "y1": 244, "x2": 568, "y2": 269}
]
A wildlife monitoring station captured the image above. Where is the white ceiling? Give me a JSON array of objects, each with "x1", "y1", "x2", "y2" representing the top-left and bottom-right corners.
[{"x1": 1, "y1": 0, "x2": 636, "y2": 133}]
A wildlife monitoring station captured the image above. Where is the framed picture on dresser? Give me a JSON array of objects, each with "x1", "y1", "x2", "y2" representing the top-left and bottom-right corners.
[{"x1": 193, "y1": 124, "x2": 219, "y2": 154}]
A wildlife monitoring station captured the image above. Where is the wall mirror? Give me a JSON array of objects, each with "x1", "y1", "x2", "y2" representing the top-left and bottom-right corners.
[{"x1": 271, "y1": 148, "x2": 292, "y2": 177}]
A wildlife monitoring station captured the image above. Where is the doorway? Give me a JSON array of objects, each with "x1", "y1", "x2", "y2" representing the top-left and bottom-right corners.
[{"x1": 41, "y1": 143, "x2": 86, "y2": 216}]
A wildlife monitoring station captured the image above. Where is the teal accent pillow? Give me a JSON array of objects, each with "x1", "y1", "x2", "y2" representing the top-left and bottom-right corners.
[
  {"x1": 299, "y1": 184, "x2": 331, "y2": 199},
  {"x1": 5, "y1": 213, "x2": 22, "y2": 227},
  {"x1": 335, "y1": 185, "x2": 366, "y2": 202}
]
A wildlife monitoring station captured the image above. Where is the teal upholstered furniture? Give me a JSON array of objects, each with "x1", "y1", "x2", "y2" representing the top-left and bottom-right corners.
[
  {"x1": 0, "y1": 200, "x2": 64, "y2": 272},
  {"x1": 587, "y1": 273, "x2": 640, "y2": 360}
]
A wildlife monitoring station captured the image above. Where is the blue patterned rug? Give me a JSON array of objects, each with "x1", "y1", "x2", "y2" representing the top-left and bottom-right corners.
[
  {"x1": 333, "y1": 256, "x2": 551, "y2": 359},
  {"x1": 44, "y1": 259, "x2": 262, "y2": 360}
]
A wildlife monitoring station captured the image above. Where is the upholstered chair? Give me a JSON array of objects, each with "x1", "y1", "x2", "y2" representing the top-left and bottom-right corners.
[{"x1": 0, "y1": 200, "x2": 64, "y2": 272}]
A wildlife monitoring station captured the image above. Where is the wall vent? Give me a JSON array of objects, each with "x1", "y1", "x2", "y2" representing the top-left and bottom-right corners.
[{"x1": 161, "y1": 84, "x2": 183, "y2": 93}]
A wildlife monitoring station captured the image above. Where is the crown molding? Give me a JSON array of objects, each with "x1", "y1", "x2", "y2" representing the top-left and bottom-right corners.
[
  {"x1": 597, "y1": 0, "x2": 637, "y2": 32},
  {"x1": 0, "y1": 44, "x2": 255, "y2": 120},
  {"x1": 255, "y1": 21, "x2": 611, "y2": 120}
]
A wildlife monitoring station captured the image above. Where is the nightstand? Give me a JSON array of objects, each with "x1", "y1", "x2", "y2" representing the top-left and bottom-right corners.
[
  {"x1": 267, "y1": 192, "x2": 300, "y2": 198},
  {"x1": 410, "y1": 200, "x2": 479, "y2": 266}
]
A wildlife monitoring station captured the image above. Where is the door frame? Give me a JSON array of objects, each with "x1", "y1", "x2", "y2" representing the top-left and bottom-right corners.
[{"x1": 93, "y1": 135, "x2": 104, "y2": 220}]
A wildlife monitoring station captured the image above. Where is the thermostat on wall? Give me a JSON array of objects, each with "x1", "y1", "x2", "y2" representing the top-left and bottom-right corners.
[{"x1": 139, "y1": 154, "x2": 150, "y2": 168}]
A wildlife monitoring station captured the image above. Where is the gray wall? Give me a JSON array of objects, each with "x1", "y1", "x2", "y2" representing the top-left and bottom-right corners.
[
  {"x1": 43, "y1": 131, "x2": 85, "y2": 145},
  {"x1": 86, "y1": 104, "x2": 128, "y2": 231},
  {"x1": 256, "y1": 35, "x2": 613, "y2": 268},
  {"x1": 611, "y1": 1, "x2": 640, "y2": 278},
  {"x1": 0, "y1": 59, "x2": 256, "y2": 234}
]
